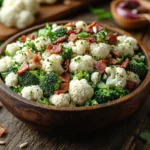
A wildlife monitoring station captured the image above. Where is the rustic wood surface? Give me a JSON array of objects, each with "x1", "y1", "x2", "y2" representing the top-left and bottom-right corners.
[{"x1": 0, "y1": 2, "x2": 150, "y2": 150}]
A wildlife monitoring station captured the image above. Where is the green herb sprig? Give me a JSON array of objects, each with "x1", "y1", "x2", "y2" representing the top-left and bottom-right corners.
[{"x1": 140, "y1": 131, "x2": 150, "y2": 144}]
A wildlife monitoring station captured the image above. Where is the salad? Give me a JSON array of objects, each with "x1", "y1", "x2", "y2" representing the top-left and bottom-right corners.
[{"x1": 0, "y1": 21, "x2": 148, "y2": 107}]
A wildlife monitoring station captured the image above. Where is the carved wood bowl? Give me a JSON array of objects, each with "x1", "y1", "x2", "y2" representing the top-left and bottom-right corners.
[
  {"x1": 110, "y1": 0, "x2": 150, "y2": 29},
  {"x1": 0, "y1": 20, "x2": 150, "y2": 134}
]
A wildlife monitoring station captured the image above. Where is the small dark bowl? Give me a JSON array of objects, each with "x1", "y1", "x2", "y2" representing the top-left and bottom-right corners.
[{"x1": 0, "y1": 20, "x2": 150, "y2": 134}]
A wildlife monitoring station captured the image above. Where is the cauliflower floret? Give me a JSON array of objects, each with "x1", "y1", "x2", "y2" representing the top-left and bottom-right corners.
[
  {"x1": 5, "y1": 72, "x2": 18, "y2": 87},
  {"x1": 16, "y1": 10, "x2": 35, "y2": 29},
  {"x1": 21, "y1": 85, "x2": 43, "y2": 101},
  {"x1": 0, "y1": 0, "x2": 40, "y2": 29},
  {"x1": 132, "y1": 55, "x2": 145, "y2": 62},
  {"x1": 117, "y1": 35, "x2": 138, "y2": 50},
  {"x1": 36, "y1": 0, "x2": 57, "y2": 4},
  {"x1": 69, "y1": 79, "x2": 94, "y2": 105},
  {"x1": 14, "y1": 47, "x2": 34, "y2": 64},
  {"x1": 91, "y1": 72, "x2": 101, "y2": 84},
  {"x1": 75, "y1": 21, "x2": 87, "y2": 30},
  {"x1": 42, "y1": 51, "x2": 51, "y2": 60},
  {"x1": 71, "y1": 40, "x2": 90, "y2": 55},
  {"x1": 0, "y1": 56, "x2": 15, "y2": 72},
  {"x1": 49, "y1": 93, "x2": 71, "y2": 107},
  {"x1": 42, "y1": 54, "x2": 64, "y2": 75},
  {"x1": 105, "y1": 66, "x2": 127, "y2": 88},
  {"x1": 126, "y1": 71, "x2": 140, "y2": 85},
  {"x1": 34, "y1": 37, "x2": 51, "y2": 51},
  {"x1": 90, "y1": 43, "x2": 111, "y2": 59},
  {"x1": 6, "y1": 43, "x2": 19, "y2": 56},
  {"x1": 69, "y1": 55, "x2": 95, "y2": 73},
  {"x1": 113, "y1": 43, "x2": 134, "y2": 56}
]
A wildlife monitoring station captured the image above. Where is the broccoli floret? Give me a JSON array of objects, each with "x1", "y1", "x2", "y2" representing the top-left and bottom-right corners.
[
  {"x1": 73, "y1": 71, "x2": 91, "y2": 81},
  {"x1": 85, "y1": 99, "x2": 98, "y2": 106},
  {"x1": 61, "y1": 47, "x2": 72, "y2": 60},
  {"x1": 18, "y1": 71, "x2": 40, "y2": 86},
  {"x1": 54, "y1": 28, "x2": 67, "y2": 38},
  {"x1": 10, "y1": 86, "x2": 23, "y2": 94},
  {"x1": 94, "y1": 30, "x2": 107, "y2": 43},
  {"x1": 128, "y1": 60, "x2": 147, "y2": 78},
  {"x1": 78, "y1": 32, "x2": 89, "y2": 38},
  {"x1": 40, "y1": 72, "x2": 61, "y2": 97},
  {"x1": 36, "y1": 98, "x2": 50, "y2": 105},
  {"x1": 95, "y1": 88, "x2": 129, "y2": 104},
  {"x1": 9, "y1": 63, "x2": 20, "y2": 73},
  {"x1": 0, "y1": 0, "x2": 3, "y2": 7}
]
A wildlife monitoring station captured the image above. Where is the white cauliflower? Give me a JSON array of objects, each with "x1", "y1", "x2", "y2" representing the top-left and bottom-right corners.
[
  {"x1": 105, "y1": 66, "x2": 127, "y2": 88},
  {"x1": 117, "y1": 35, "x2": 138, "y2": 50},
  {"x1": 113, "y1": 43, "x2": 134, "y2": 56},
  {"x1": 132, "y1": 55, "x2": 145, "y2": 62},
  {"x1": 21, "y1": 85, "x2": 43, "y2": 101},
  {"x1": 126, "y1": 71, "x2": 140, "y2": 85},
  {"x1": 0, "y1": 56, "x2": 15, "y2": 72},
  {"x1": 5, "y1": 72, "x2": 18, "y2": 87},
  {"x1": 34, "y1": 37, "x2": 51, "y2": 51},
  {"x1": 0, "y1": 0, "x2": 40, "y2": 29},
  {"x1": 14, "y1": 47, "x2": 34, "y2": 64},
  {"x1": 69, "y1": 55, "x2": 95, "y2": 73},
  {"x1": 6, "y1": 43, "x2": 19, "y2": 56},
  {"x1": 71, "y1": 40, "x2": 90, "y2": 55},
  {"x1": 42, "y1": 54, "x2": 64, "y2": 75},
  {"x1": 91, "y1": 72, "x2": 101, "y2": 84},
  {"x1": 75, "y1": 21, "x2": 87, "y2": 30},
  {"x1": 69, "y1": 79, "x2": 94, "y2": 105},
  {"x1": 90, "y1": 43, "x2": 111, "y2": 59},
  {"x1": 49, "y1": 93, "x2": 71, "y2": 107},
  {"x1": 42, "y1": 51, "x2": 51, "y2": 60}
]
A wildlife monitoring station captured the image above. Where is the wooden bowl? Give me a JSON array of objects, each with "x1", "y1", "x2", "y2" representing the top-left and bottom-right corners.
[
  {"x1": 0, "y1": 20, "x2": 150, "y2": 134},
  {"x1": 110, "y1": 0, "x2": 150, "y2": 29}
]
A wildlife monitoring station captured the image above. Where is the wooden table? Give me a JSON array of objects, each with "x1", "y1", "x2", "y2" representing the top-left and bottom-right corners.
[{"x1": 0, "y1": 2, "x2": 150, "y2": 150}]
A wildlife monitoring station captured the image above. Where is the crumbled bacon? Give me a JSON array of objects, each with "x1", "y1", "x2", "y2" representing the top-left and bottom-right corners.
[
  {"x1": 59, "y1": 72, "x2": 70, "y2": 83},
  {"x1": 120, "y1": 58, "x2": 129, "y2": 69},
  {"x1": 20, "y1": 35, "x2": 27, "y2": 43},
  {"x1": 28, "y1": 33, "x2": 37, "y2": 40},
  {"x1": 125, "y1": 80, "x2": 137, "y2": 92},
  {"x1": 83, "y1": 37, "x2": 96, "y2": 43},
  {"x1": 111, "y1": 51, "x2": 120, "y2": 58},
  {"x1": 106, "y1": 58, "x2": 118, "y2": 65},
  {"x1": 54, "y1": 36, "x2": 67, "y2": 44},
  {"x1": 46, "y1": 44, "x2": 62, "y2": 54},
  {"x1": 33, "y1": 54, "x2": 41, "y2": 65},
  {"x1": 54, "y1": 83, "x2": 69, "y2": 94},
  {"x1": 108, "y1": 33, "x2": 118, "y2": 45},
  {"x1": 88, "y1": 21, "x2": 97, "y2": 29},
  {"x1": 63, "y1": 60, "x2": 70, "y2": 72},
  {"x1": 95, "y1": 60, "x2": 107, "y2": 74},
  {"x1": 17, "y1": 62, "x2": 29, "y2": 75},
  {"x1": 68, "y1": 34, "x2": 78, "y2": 42},
  {"x1": 64, "y1": 22, "x2": 76, "y2": 28},
  {"x1": 0, "y1": 125, "x2": 6, "y2": 137}
]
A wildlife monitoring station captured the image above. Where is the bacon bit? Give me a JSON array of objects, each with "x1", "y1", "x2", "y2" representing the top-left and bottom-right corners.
[
  {"x1": 0, "y1": 125, "x2": 6, "y2": 137},
  {"x1": 28, "y1": 33, "x2": 37, "y2": 40},
  {"x1": 54, "y1": 83, "x2": 69, "y2": 94},
  {"x1": 120, "y1": 58, "x2": 129, "y2": 69},
  {"x1": 46, "y1": 44, "x2": 62, "y2": 54},
  {"x1": 111, "y1": 51, "x2": 120, "y2": 58},
  {"x1": 74, "y1": 28, "x2": 82, "y2": 34},
  {"x1": 67, "y1": 30, "x2": 76, "y2": 35},
  {"x1": 88, "y1": 21, "x2": 97, "y2": 29},
  {"x1": 60, "y1": 72, "x2": 70, "y2": 83},
  {"x1": 17, "y1": 62, "x2": 29, "y2": 75},
  {"x1": 106, "y1": 58, "x2": 118, "y2": 65},
  {"x1": 27, "y1": 49, "x2": 32, "y2": 55},
  {"x1": 108, "y1": 33, "x2": 118, "y2": 45},
  {"x1": 68, "y1": 34, "x2": 78, "y2": 42},
  {"x1": 83, "y1": 37, "x2": 96, "y2": 43},
  {"x1": 64, "y1": 22, "x2": 75, "y2": 28},
  {"x1": 54, "y1": 36, "x2": 67, "y2": 44},
  {"x1": 64, "y1": 60, "x2": 70, "y2": 72},
  {"x1": 96, "y1": 23, "x2": 103, "y2": 32},
  {"x1": 33, "y1": 54, "x2": 41, "y2": 65},
  {"x1": 125, "y1": 80, "x2": 137, "y2": 92},
  {"x1": 20, "y1": 35, "x2": 27, "y2": 43},
  {"x1": 95, "y1": 60, "x2": 107, "y2": 74}
]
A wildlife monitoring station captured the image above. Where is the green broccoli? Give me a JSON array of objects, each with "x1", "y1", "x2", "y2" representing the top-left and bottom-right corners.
[
  {"x1": 40, "y1": 72, "x2": 61, "y2": 97},
  {"x1": 10, "y1": 86, "x2": 23, "y2": 94},
  {"x1": 114, "y1": 87, "x2": 129, "y2": 99},
  {"x1": 61, "y1": 47, "x2": 72, "y2": 60},
  {"x1": 0, "y1": 0, "x2": 3, "y2": 7},
  {"x1": 36, "y1": 98, "x2": 50, "y2": 105},
  {"x1": 9, "y1": 63, "x2": 20, "y2": 73},
  {"x1": 78, "y1": 32, "x2": 89, "y2": 38},
  {"x1": 73, "y1": 71, "x2": 91, "y2": 81},
  {"x1": 128, "y1": 60, "x2": 147, "y2": 78},
  {"x1": 94, "y1": 30, "x2": 107, "y2": 43},
  {"x1": 85, "y1": 99, "x2": 98, "y2": 106},
  {"x1": 18, "y1": 71, "x2": 40, "y2": 86},
  {"x1": 1, "y1": 72, "x2": 8, "y2": 80},
  {"x1": 54, "y1": 28, "x2": 67, "y2": 38}
]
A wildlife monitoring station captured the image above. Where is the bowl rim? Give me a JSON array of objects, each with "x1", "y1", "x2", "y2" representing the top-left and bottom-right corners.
[{"x1": 0, "y1": 20, "x2": 150, "y2": 112}]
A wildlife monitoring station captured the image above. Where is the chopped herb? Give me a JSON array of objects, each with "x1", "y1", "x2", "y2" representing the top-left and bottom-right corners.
[
  {"x1": 140, "y1": 131, "x2": 150, "y2": 144},
  {"x1": 78, "y1": 32, "x2": 89, "y2": 38}
]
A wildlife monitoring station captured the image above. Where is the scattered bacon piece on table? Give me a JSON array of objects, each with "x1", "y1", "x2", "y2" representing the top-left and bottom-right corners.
[
  {"x1": 17, "y1": 62, "x2": 29, "y2": 75},
  {"x1": 0, "y1": 125, "x2": 6, "y2": 137},
  {"x1": 120, "y1": 58, "x2": 129, "y2": 69},
  {"x1": 95, "y1": 60, "x2": 107, "y2": 74}
]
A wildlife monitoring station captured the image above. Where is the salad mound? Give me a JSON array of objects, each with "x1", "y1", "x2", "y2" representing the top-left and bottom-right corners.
[{"x1": 0, "y1": 21, "x2": 148, "y2": 107}]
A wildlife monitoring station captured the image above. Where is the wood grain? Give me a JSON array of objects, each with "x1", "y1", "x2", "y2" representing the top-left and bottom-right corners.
[{"x1": 0, "y1": 2, "x2": 150, "y2": 150}]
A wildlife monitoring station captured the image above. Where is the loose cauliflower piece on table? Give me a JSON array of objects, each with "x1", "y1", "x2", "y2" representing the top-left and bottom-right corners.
[
  {"x1": 0, "y1": 56, "x2": 15, "y2": 72},
  {"x1": 90, "y1": 43, "x2": 111, "y2": 60},
  {"x1": 49, "y1": 93, "x2": 71, "y2": 107},
  {"x1": 106, "y1": 66, "x2": 127, "y2": 88},
  {"x1": 69, "y1": 55, "x2": 95, "y2": 73},
  {"x1": 21, "y1": 85, "x2": 43, "y2": 101},
  {"x1": 69, "y1": 79, "x2": 94, "y2": 105},
  {"x1": 5, "y1": 72, "x2": 18, "y2": 87}
]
